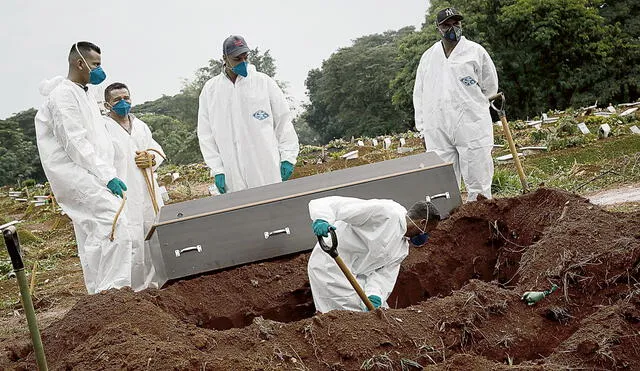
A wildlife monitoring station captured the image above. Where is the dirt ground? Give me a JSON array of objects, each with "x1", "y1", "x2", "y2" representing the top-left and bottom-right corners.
[{"x1": 1, "y1": 188, "x2": 639, "y2": 370}]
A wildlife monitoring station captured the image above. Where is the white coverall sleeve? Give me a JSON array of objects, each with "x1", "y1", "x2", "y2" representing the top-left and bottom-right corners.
[
  {"x1": 142, "y1": 123, "x2": 165, "y2": 170},
  {"x1": 412, "y1": 54, "x2": 427, "y2": 134},
  {"x1": 308, "y1": 196, "x2": 388, "y2": 227},
  {"x1": 267, "y1": 77, "x2": 299, "y2": 165},
  {"x1": 197, "y1": 84, "x2": 225, "y2": 175},
  {"x1": 479, "y1": 49, "x2": 499, "y2": 98},
  {"x1": 364, "y1": 259, "x2": 403, "y2": 299},
  {"x1": 50, "y1": 90, "x2": 116, "y2": 185}
]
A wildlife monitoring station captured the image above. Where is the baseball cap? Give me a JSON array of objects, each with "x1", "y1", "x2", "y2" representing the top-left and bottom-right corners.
[
  {"x1": 436, "y1": 7, "x2": 464, "y2": 25},
  {"x1": 223, "y1": 35, "x2": 250, "y2": 57}
]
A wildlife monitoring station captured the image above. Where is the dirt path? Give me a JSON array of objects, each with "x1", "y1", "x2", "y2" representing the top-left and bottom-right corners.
[{"x1": 586, "y1": 183, "x2": 640, "y2": 205}]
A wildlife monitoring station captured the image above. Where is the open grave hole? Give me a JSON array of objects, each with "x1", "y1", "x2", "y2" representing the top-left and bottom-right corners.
[{"x1": 150, "y1": 191, "x2": 554, "y2": 332}]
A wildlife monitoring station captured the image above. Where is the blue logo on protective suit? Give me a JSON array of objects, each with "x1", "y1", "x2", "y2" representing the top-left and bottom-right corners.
[
  {"x1": 460, "y1": 76, "x2": 477, "y2": 86},
  {"x1": 253, "y1": 110, "x2": 270, "y2": 120}
]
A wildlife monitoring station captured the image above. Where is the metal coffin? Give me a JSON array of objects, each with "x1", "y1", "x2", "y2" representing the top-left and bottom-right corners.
[{"x1": 148, "y1": 151, "x2": 462, "y2": 287}]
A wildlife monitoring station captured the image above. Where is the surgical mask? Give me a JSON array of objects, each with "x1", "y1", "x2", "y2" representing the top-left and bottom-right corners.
[
  {"x1": 232, "y1": 61, "x2": 248, "y2": 77},
  {"x1": 408, "y1": 217, "x2": 430, "y2": 247},
  {"x1": 75, "y1": 43, "x2": 107, "y2": 85},
  {"x1": 111, "y1": 99, "x2": 131, "y2": 117},
  {"x1": 441, "y1": 26, "x2": 462, "y2": 42}
]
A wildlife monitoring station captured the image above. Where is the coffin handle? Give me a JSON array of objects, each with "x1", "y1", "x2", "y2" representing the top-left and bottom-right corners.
[
  {"x1": 425, "y1": 192, "x2": 450, "y2": 202},
  {"x1": 175, "y1": 245, "x2": 202, "y2": 257},
  {"x1": 264, "y1": 227, "x2": 291, "y2": 239}
]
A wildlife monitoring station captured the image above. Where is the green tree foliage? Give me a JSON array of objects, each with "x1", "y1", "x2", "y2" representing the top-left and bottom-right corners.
[
  {"x1": 0, "y1": 120, "x2": 37, "y2": 186},
  {"x1": 137, "y1": 113, "x2": 202, "y2": 164},
  {"x1": 305, "y1": 28, "x2": 415, "y2": 143}
]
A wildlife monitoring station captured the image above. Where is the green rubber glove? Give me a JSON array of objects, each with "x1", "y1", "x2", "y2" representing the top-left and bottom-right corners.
[
  {"x1": 312, "y1": 219, "x2": 335, "y2": 237},
  {"x1": 214, "y1": 174, "x2": 226, "y2": 194},
  {"x1": 521, "y1": 284, "x2": 558, "y2": 306},
  {"x1": 280, "y1": 161, "x2": 295, "y2": 181},
  {"x1": 367, "y1": 295, "x2": 382, "y2": 310},
  {"x1": 107, "y1": 177, "x2": 127, "y2": 198}
]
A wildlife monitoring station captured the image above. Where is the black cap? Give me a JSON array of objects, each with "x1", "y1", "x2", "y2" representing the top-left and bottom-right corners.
[
  {"x1": 223, "y1": 35, "x2": 250, "y2": 57},
  {"x1": 436, "y1": 7, "x2": 464, "y2": 25}
]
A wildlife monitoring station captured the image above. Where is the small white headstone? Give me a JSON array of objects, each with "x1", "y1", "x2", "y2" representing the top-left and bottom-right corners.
[
  {"x1": 607, "y1": 104, "x2": 616, "y2": 113},
  {"x1": 577, "y1": 122, "x2": 590, "y2": 134},
  {"x1": 357, "y1": 140, "x2": 365, "y2": 147},
  {"x1": 383, "y1": 138, "x2": 392, "y2": 150},
  {"x1": 599, "y1": 124, "x2": 611, "y2": 138},
  {"x1": 620, "y1": 107, "x2": 638, "y2": 117},
  {"x1": 372, "y1": 139, "x2": 378, "y2": 146},
  {"x1": 399, "y1": 138, "x2": 406, "y2": 147},
  {"x1": 159, "y1": 186, "x2": 170, "y2": 202},
  {"x1": 630, "y1": 125, "x2": 640, "y2": 134},
  {"x1": 341, "y1": 150, "x2": 359, "y2": 160},
  {"x1": 172, "y1": 172, "x2": 180, "y2": 181},
  {"x1": 542, "y1": 113, "x2": 548, "y2": 121}
]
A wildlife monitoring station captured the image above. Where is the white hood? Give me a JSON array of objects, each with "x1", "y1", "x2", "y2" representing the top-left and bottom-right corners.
[{"x1": 38, "y1": 76, "x2": 65, "y2": 96}]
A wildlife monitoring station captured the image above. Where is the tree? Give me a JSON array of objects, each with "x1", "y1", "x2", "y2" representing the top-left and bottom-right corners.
[
  {"x1": 305, "y1": 28, "x2": 415, "y2": 143},
  {"x1": 0, "y1": 120, "x2": 37, "y2": 186}
]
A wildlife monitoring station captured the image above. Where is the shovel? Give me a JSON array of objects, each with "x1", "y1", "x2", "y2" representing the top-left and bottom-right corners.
[
  {"x1": 317, "y1": 229, "x2": 376, "y2": 311},
  {"x1": 2, "y1": 223, "x2": 48, "y2": 371},
  {"x1": 489, "y1": 92, "x2": 529, "y2": 193}
]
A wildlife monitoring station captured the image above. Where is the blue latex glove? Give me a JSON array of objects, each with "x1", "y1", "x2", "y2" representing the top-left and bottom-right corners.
[
  {"x1": 214, "y1": 173, "x2": 226, "y2": 194},
  {"x1": 107, "y1": 177, "x2": 127, "y2": 198},
  {"x1": 367, "y1": 295, "x2": 382, "y2": 309},
  {"x1": 312, "y1": 219, "x2": 335, "y2": 237},
  {"x1": 280, "y1": 161, "x2": 295, "y2": 181}
]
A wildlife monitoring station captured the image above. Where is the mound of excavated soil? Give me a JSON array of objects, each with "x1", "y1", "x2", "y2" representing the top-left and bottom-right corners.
[{"x1": 2, "y1": 188, "x2": 639, "y2": 370}]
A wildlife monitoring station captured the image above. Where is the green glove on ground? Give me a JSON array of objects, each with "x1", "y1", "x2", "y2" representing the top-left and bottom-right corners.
[
  {"x1": 367, "y1": 295, "x2": 382, "y2": 310},
  {"x1": 280, "y1": 161, "x2": 295, "y2": 181},
  {"x1": 312, "y1": 219, "x2": 335, "y2": 237},
  {"x1": 521, "y1": 284, "x2": 558, "y2": 305},
  {"x1": 107, "y1": 177, "x2": 127, "y2": 198},
  {"x1": 214, "y1": 174, "x2": 226, "y2": 194}
]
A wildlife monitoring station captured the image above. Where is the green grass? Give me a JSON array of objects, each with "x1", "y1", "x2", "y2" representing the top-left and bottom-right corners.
[{"x1": 493, "y1": 135, "x2": 640, "y2": 196}]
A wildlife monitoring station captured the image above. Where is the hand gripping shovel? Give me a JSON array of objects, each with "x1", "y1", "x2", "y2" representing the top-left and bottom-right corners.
[
  {"x1": 2, "y1": 223, "x2": 48, "y2": 370},
  {"x1": 489, "y1": 92, "x2": 529, "y2": 193},
  {"x1": 317, "y1": 229, "x2": 376, "y2": 311}
]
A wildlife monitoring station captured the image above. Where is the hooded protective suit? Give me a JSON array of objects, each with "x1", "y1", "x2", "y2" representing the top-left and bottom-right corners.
[
  {"x1": 105, "y1": 115, "x2": 165, "y2": 290},
  {"x1": 413, "y1": 36, "x2": 498, "y2": 200},
  {"x1": 197, "y1": 64, "x2": 299, "y2": 192},
  {"x1": 307, "y1": 196, "x2": 409, "y2": 313},
  {"x1": 35, "y1": 77, "x2": 133, "y2": 294}
]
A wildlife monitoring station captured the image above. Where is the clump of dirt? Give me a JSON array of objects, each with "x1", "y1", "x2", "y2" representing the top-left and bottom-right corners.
[{"x1": 2, "y1": 188, "x2": 639, "y2": 370}]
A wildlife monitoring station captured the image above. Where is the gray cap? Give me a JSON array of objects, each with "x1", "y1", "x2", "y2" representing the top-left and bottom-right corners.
[{"x1": 223, "y1": 35, "x2": 250, "y2": 57}]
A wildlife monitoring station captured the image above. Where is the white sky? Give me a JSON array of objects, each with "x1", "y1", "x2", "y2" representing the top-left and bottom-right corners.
[{"x1": 0, "y1": 0, "x2": 430, "y2": 119}]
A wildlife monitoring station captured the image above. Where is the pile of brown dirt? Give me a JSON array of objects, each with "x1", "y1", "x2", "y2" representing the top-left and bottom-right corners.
[{"x1": 2, "y1": 188, "x2": 639, "y2": 370}]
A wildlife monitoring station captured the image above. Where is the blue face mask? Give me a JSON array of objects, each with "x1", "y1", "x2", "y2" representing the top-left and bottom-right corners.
[
  {"x1": 75, "y1": 43, "x2": 107, "y2": 85},
  {"x1": 89, "y1": 65, "x2": 107, "y2": 85},
  {"x1": 410, "y1": 232, "x2": 430, "y2": 247},
  {"x1": 232, "y1": 61, "x2": 248, "y2": 77},
  {"x1": 442, "y1": 26, "x2": 462, "y2": 42},
  {"x1": 111, "y1": 99, "x2": 131, "y2": 117},
  {"x1": 408, "y1": 216, "x2": 430, "y2": 247}
]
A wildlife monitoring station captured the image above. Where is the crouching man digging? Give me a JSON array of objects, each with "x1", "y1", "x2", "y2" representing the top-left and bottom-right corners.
[{"x1": 307, "y1": 196, "x2": 440, "y2": 313}]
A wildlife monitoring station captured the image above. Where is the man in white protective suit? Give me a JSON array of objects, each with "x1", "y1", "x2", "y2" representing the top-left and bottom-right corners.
[
  {"x1": 413, "y1": 7, "x2": 499, "y2": 201},
  {"x1": 35, "y1": 42, "x2": 133, "y2": 294},
  {"x1": 103, "y1": 82, "x2": 166, "y2": 290},
  {"x1": 197, "y1": 35, "x2": 300, "y2": 194},
  {"x1": 307, "y1": 196, "x2": 440, "y2": 313}
]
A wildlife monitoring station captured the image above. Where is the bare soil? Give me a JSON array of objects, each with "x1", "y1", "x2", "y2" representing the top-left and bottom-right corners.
[{"x1": 1, "y1": 188, "x2": 640, "y2": 370}]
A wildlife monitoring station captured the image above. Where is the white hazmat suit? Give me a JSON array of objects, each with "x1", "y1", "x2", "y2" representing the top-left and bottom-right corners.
[
  {"x1": 105, "y1": 115, "x2": 165, "y2": 290},
  {"x1": 35, "y1": 77, "x2": 133, "y2": 294},
  {"x1": 413, "y1": 36, "x2": 498, "y2": 200},
  {"x1": 307, "y1": 196, "x2": 409, "y2": 313},
  {"x1": 197, "y1": 64, "x2": 299, "y2": 192}
]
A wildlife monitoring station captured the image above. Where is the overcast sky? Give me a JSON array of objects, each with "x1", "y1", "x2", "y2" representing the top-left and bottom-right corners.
[{"x1": 0, "y1": 0, "x2": 430, "y2": 119}]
